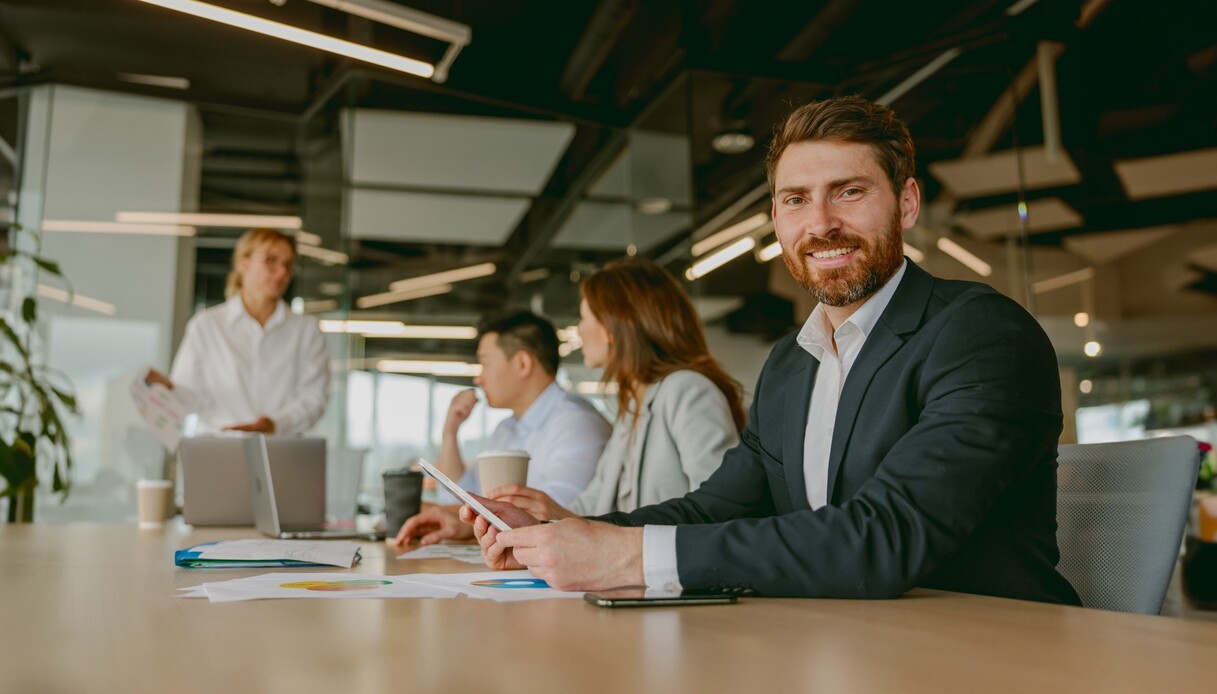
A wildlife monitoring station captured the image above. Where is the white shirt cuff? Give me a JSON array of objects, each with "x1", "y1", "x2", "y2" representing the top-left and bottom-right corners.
[{"x1": 642, "y1": 525, "x2": 682, "y2": 592}]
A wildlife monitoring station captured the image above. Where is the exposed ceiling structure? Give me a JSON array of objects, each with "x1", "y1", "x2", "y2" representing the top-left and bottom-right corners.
[{"x1": 1, "y1": 0, "x2": 1216, "y2": 372}]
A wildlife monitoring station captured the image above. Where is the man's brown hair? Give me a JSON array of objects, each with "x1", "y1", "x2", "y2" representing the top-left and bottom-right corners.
[{"x1": 764, "y1": 95, "x2": 916, "y2": 196}]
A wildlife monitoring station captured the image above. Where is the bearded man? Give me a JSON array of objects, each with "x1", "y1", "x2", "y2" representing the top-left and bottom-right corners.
[{"x1": 462, "y1": 96, "x2": 1081, "y2": 605}]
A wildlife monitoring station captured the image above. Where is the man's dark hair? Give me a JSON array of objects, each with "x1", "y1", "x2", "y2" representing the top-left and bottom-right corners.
[{"x1": 477, "y1": 311, "x2": 561, "y2": 376}]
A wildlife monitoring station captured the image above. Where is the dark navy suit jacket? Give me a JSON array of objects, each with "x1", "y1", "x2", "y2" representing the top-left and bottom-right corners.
[{"x1": 600, "y1": 262, "x2": 1081, "y2": 604}]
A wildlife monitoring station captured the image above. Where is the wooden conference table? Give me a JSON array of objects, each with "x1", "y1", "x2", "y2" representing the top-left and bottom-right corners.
[{"x1": 2, "y1": 521, "x2": 1214, "y2": 694}]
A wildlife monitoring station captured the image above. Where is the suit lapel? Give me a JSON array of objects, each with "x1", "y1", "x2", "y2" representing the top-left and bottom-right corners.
[
  {"x1": 825, "y1": 263, "x2": 934, "y2": 503},
  {"x1": 783, "y1": 352, "x2": 816, "y2": 511}
]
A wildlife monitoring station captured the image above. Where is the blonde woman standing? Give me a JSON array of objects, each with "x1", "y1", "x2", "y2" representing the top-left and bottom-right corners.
[{"x1": 146, "y1": 228, "x2": 329, "y2": 435}]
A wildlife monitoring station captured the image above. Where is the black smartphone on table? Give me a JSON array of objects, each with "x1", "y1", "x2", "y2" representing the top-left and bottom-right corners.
[{"x1": 583, "y1": 587, "x2": 738, "y2": 608}]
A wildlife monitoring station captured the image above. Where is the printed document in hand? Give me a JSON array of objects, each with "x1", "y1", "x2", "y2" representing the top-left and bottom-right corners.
[
  {"x1": 175, "y1": 539, "x2": 362, "y2": 569},
  {"x1": 130, "y1": 370, "x2": 187, "y2": 452},
  {"x1": 177, "y1": 573, "x2": 461, "y2": 603}
]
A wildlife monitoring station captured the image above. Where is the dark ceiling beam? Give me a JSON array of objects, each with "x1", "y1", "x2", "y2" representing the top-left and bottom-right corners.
[
  {"x1": 720, "y1": 0, "x2": 863, "y2": 118},
  {"x1": 559, "y1": 0, "x2": 638, "y2": 102},
  {"x1": 507, "y1": 128, "x2": 630, "y2": 280}
]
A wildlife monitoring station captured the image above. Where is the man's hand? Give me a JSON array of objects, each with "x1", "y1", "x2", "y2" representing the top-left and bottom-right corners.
[
  {"x1": 391, "y1": 505, "x2": 472, "y2": 549},
  {"x1": 458, "y1": 494, "x2": 540, "y2": 571},
  {"x1": 485, "y1": 484, "x2": 573, "y2": 521},
  {"x1": 443, "y1": 390, "x2": 479, "y2": 437},
  {"x1": 497, "y1": 518, "x2": 645, "y2": 592},
  {"x1": 145, "y1": 368, "x2": 174, "y2": 390},
  {"x1": 224, "y1": 416, "x2": 276, "y2": 434}
]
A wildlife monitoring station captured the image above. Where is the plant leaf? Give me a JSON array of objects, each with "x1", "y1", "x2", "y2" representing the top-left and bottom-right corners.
[
  {"x1": 32, "y1": 256, "x2": 63, "y2": 277},
  {"x1": 21, "y1": 297, "x2": 36, "y2": 324}
]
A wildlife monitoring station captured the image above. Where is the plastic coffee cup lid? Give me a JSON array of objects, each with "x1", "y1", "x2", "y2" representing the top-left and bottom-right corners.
[
  {"x1": 477, "y1": 449, "x2": 530, "y2": 460},
  {"x1": 136, "y1": 479, "x2": 172, "y2": 488}
]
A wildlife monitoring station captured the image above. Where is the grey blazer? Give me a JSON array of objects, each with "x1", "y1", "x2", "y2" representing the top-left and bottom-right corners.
[{"x1": 568, "y1": 370, "x2": 739, "y2": 516}]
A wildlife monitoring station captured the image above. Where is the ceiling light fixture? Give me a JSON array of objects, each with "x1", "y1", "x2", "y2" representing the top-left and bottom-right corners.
[
  {"x1": 296, "y1": 244, "x2": 350, "y2": 266},
  {"x1": 1074, "y1": 312, "x2": 1090, "y2": 328},
  {"x1": 903, "y1": 242, "x2": 925, "y2": 263},
  {"x1": 43, "y1": 220, "x2": 195, "y2": 236},
  {"x1": 636, "y1": 197, "x2": 673, "y2": 215},
  {"x1": 299, "y1": 0, "x2": 471, "y2": 83},
  {"x1": 1083, "y1": 341, "x2": 1102, "y2": 358},
  {"x1": 116, "y1": 211, "x2": 302, "y2": 229},
  {"x1": 388, "y1": 262, "x2": 496, "y2": 293},
  {"x1": 377, "y1": 360, "x2": 482, "y2": 377},
  {"x1": 355, "y1": 283, "x2": 453, "y2": 309},
  {"x1": 295, "y1": 230, "x2": 323, "y2": 245},
  {"x1": 757, "y1": 241, "x2": 782, "y2": 263},
  {"x1": 1032, "y1": 268, "x2": 1094, "y2": 294},
  {"x1": 936, "y1": 237, "x2": 992, "y2": 277},
  {"x1": 320, "y1": 320, "x2": 477, "y2": 339},
  {"x1": 711, "y1": 131, "x2": 755, "y2": 155},
  {"x1": 685, "y1": 237, "x2": 756, "y2": 281},
  {"x1": 37, "y1": 284, "x2": 118, "y2": 316},
  {"x1": 691, "y1": 212, "x2": 769, "y2": 257},
  {"x1": 136, "y1": 0, "x2": 435, "y2": 79},
  {"x1": 116, "y1": 72, "x2": 191, "y2": 90}
]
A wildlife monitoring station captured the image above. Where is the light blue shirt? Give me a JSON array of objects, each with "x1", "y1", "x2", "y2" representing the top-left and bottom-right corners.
[
  {"x1": 453, "y1": 382, "x2": 611, "y2": 506},
  {"x1": 643, "y1": 261, "x2": 909, "y2": 592}
]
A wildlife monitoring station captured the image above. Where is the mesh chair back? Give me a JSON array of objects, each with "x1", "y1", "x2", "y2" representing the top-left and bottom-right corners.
[
  {"x1": 1056, "y1": 435, "x2": 1199, "y2": 614},
  {"x1": 326, "y1": 448, "x2": 367, "y2": 523}
]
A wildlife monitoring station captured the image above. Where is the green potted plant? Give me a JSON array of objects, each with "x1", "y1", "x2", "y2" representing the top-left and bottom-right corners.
[{"x1": 0, "y1": 223, "x2": 79, "y2": 522}]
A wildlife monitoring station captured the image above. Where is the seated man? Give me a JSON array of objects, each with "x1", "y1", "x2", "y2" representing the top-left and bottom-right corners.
[
  {"x1": 463, "y1": 96, "x2": 1081, "y2": 605},
  {"x1": 394, "y1": 311, "x2": 610, "y2": 547}
]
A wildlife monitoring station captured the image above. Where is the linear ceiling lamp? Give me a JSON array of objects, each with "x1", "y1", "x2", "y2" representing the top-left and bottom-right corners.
[
  {"x1": 320, "y1": 320, "x2": 477, "y2": 339},
  {"x1": 377, "y1": 359, "x2": 482, "y2": 377},
  {"x1": 355, "y1": 283, "x2": 453, "y2": 309},
  {"x1": 691, "y1": 213, "x2": 769, "y2": 257},
  {"x1": 936, "y1": 237, "x2": 992, "y2": 277},
  {"x1": 37, "y1": 285, "x2": 118, "y2": 316},
  {"x1": 43, "y1": 220, "x2": 196, "y2": 236},
  {"x1": 116, "y1": 211, "x2": 302, "y2": 229},
  {"x1": 389, "y1": 262, "x2": 496, "y2": 293},
  {"x1": 301, "y1": 0, "x2": 471, "y2": 83},
  {"x1": 296, "y1": 244, "x2": 350, "y2": 266},
  {"x1": 136, "y1": 0, "x2": 436, "y2": 79},
  {"x1": 1032, "y1": 267, "x2": 1094, "y2": 294},
  {"x1": 685, "y1": 237, "x2": 756, "y2": 281}
]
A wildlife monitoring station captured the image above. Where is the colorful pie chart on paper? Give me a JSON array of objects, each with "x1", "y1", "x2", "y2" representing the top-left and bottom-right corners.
[
  {"x1": 469, "y1": 578, "x2": 551, "y2": 589},
  {"x1": 280, "y1": 579, "x2": 392, "y2": 592}
]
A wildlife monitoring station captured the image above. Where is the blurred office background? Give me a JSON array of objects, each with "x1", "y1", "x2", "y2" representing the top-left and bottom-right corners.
[{"x1": 0, "y1": 0, "x2": 1214, "y2": 521}]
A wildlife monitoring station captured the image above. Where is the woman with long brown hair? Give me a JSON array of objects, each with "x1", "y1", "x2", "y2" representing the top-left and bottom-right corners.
[{"x1": 488, "y1": 258, "x2": 745, "y2": 519}]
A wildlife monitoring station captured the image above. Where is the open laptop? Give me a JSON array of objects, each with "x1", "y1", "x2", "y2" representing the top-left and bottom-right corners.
[
  {"x1": 244, "y1": 434, "x2": 379, "y2": 540},
  {"x1": 180, "y1": 436, "x2": 328, "y2": 527}
]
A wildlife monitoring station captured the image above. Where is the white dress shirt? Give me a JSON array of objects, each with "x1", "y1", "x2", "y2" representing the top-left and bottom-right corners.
[
  {"x1": 454, "y1": 382, "x2": 611, "y2": 506},
  {"x1": 642, "y1": 261, "x2": 909, "y2": 591},
  {"x1": 170, "y1": 295, "x2": 330, "y2": 435}
]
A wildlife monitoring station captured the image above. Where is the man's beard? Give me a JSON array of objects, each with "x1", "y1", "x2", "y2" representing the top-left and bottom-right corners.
[{"x1": 781, "y1": 209, "x2": 905, "y2": 307}]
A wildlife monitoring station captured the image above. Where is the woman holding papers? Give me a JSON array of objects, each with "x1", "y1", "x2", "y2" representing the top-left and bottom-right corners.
[
  {"x1": 488, "y1": 259, "x2": 744, "y2": 520},
  {"x1": 146, "y1": 228, "x2": 329, "y2": 435}
]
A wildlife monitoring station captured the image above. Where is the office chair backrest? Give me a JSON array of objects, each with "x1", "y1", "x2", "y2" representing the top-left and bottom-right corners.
[
  {"x1": 1055, "y1": 435, "x2": 1199, "y2": 615},
  {"x1": 326, "y1": 448, "x2": 367, "y2": 523}
]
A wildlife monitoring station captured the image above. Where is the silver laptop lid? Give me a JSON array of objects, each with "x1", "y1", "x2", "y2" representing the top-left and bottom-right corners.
[
  {"x1": 245, "y1": 434, "x2": 282, "y2": 537},
  {"x1": 180, "y1": 437, "x2": 254, "y2": 526}
]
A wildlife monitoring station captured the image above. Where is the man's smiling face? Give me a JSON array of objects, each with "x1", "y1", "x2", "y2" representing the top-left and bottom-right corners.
[{"x1": 771, "y1": 140, "x2": 917, "y2": 308}]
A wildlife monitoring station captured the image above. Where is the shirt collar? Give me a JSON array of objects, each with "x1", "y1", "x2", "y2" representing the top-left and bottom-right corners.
[
  {"x1": 516, "y1": 381, "x2": 564, "y2": 433},
  {"x1": 796, "y1": 259, "x2": 908, "y2": 360},
  {"x1": 225, "y1": 294, "x2": 288, "y2": 329}
]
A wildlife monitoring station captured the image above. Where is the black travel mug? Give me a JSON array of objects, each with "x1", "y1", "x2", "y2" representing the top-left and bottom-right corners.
[{"x1": 382, "y1": 469, "x2": 423, "y2": 538}]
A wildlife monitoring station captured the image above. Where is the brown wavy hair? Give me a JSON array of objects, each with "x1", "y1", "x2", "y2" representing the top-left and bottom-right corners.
[{"x1": 581, "y1": 259, "x2": 746, "y2": 432}]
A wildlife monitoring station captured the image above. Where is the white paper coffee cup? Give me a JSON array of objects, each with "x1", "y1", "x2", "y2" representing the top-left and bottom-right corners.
[
  {"x1": 136, "y1": 479, "x2": 173, "y2": 528},
  {"x1": 477, "y1": 449, "x2": 530, "y2": 493}
]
